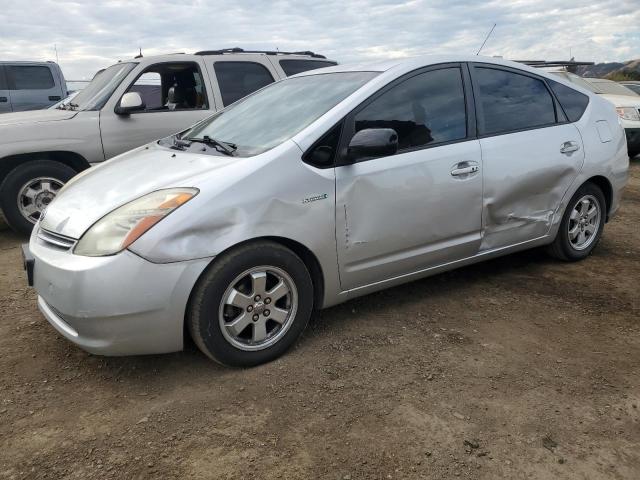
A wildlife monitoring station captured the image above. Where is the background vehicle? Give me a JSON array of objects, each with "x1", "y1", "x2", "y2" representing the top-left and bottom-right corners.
[
  {"x1": 0, "y1": 61, "x2": 67, "y2": 113},
  {"x1": 0, "y1": 49, "x2": 337, "y2": 234},
  {"x1": 551, "y1": 71, "x2": 640, "y2": 158},
  {"x1": 27, "y1": 56, "x2": 628, "y2": 366},
  {"x1": 619, "y1": 80, "x2": 640, "y2": 95}
]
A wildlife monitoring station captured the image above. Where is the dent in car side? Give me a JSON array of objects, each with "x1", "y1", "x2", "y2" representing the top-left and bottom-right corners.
[{"x1": 128, "y1": 140, "x2": 343, "y2": 308}]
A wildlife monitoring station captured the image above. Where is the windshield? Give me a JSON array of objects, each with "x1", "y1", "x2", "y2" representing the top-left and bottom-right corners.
[
  {"x1": 588, "y1": 79, "x2": 639, "y2": 96},
  {"x1": 69, "y1": 62, "x2": 137, "y2": 111},
  {"x1": 183, "y1": 71, "x2": 378, "y2": 156}
]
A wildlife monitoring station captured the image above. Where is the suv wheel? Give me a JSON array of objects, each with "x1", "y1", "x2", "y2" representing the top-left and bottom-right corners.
[
  {"x1": 547, "y1": 182, "x2": 606, "y2": 261},
  {"x1": 188, "y1": 241, "x2": 314, "y2": 367},
  {"x1": 0, "y1": 160, "x2": 76, "y2": 235}
]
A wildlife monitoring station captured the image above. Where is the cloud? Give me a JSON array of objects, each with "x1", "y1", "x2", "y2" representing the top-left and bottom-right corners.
[{"x1": 0, "y1": 0, "x2": 638, "y2": 79}]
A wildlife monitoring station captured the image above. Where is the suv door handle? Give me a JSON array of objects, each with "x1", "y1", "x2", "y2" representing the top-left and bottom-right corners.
[
  {"x1": 451, "y1": 164, "x2": 479, "y2": 176},
  {"x1": 560, "y1": 141, "x2": 580, "y2": 154},
  {"x1": 0, "y1": 97, "x2": 7, "y2": 103},
  {"x1": 49, "y1": 96, "x2": 61, "y2": 101}
]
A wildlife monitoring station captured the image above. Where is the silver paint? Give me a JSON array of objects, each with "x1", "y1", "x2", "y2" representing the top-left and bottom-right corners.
[{"x1": 29, "y1": 55, "x2": 629, "y2": 356}]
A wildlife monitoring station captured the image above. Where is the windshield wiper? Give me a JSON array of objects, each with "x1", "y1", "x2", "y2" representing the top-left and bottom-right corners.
[{"x1": 185, "y1": 135, "x2": 237, "y2": 156}]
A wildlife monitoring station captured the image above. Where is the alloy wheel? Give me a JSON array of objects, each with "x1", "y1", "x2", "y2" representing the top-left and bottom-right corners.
[
  {"x1": 218, "y1": 266, "x2": 298, "y2": 351},
  {"x1": 17, "y1": 177, "x2": 64, "y2": 224},
  {"x1": 568, "y1": 194, "x2": 601, "y2": 251}
]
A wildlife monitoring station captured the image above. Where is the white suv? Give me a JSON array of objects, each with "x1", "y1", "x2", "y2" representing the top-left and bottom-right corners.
[{"x1": 0, "y1": 49, "x2": 336, "y2": 234}]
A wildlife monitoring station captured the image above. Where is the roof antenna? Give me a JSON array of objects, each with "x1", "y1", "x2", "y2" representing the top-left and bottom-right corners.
[
  {"x1": 135, "y1": 47, "x2": 143, "y2": 59},
  {"x1": 476, "y1": 23, "x2": 496, "y2": 55}
]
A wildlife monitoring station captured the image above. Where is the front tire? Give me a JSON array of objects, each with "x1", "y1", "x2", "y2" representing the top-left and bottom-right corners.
[
  {"x1": 0, "y1": 160, "x2": 76, "y2": 235},
  {"x1": 547, "y1": 182, "x2": 606, "y2": 261},
  {"x1": 188, "y1": 241, "x2": 314, "y2": 367}
]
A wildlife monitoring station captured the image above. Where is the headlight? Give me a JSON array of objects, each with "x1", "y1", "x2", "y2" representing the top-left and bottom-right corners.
[
  {"x1": 74, "y1": 188, "x2": 198, "y2": 256},
  {"x1": 615, "y1": 107, "x2": 640, "y2": 121}
]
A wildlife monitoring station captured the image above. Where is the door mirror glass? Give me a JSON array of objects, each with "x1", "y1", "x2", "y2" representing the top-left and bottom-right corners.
[
  {"x1": 347, "y1": 128, "x2": 398, "y2": 162},
  {"x1": 116, "y1": 91, "x2": 145, "y2": 115}
]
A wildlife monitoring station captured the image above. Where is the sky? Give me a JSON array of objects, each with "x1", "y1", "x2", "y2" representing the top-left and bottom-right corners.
[{"x1": 0, "y1": 0, "x2": 639, "y2": 80}]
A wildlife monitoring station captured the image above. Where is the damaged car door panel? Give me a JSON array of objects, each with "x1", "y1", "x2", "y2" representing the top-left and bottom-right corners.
[{"x1": 23, "y1": 56, "x2": 628, "y2": 366}]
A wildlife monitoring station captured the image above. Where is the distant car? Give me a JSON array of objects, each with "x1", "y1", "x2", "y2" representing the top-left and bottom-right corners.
[
  {"x1": 551, "y1": 72, "x2": 640, "y2": 157},
  {"x1": 0, "y1": 49, "x2": 337, "y2": 235},
  {"x1": 24, "y1": 55, "x2": 628, "y2": 366},
  {"x1": 619, "y1": 81, "x2": 640, "y2": 96},
  {"x1": 0, "y1": 61, "x2": 67, "y2": 113}
]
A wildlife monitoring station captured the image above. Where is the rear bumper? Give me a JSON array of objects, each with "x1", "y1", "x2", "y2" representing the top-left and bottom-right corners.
[{"x1": 29, "y1": 234, "x2": 212, "y2": 356}]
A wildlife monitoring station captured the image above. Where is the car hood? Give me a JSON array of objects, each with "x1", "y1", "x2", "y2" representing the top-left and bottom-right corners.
[
  {"x1": 598, "y1": 94, "x2": 640, "y2": 108},
  {"x1": 40, "y1": 143, "x2": 239, "y2": 239},
  {"x1": 0, "y1": 109, "x2": 78, "y2": 126}
]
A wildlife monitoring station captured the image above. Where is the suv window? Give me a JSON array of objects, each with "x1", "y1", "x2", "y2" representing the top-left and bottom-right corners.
[
  {"x1": 214, "y1": 62, "x2": 274, "y2": 106},
  {"x1": 0, "y1": 67, "x2": 7, "y2": 90},
  {"x1": 280, "y1": 60, "x2": 337, "y2": 76},
  {"x1": 548, "y1": 79, "x2": 589, "y2": 122},
  {"x1": 10, "y1": 65, "x2": 55, "y2": 90},
  {"x1": 126, "y1": 62, "x2": 208, "y2": 112},
  {"x1": 354, "y1": 67, "x2": 467, "y2": 151},
  {"x1": 475, "y1": 67, "x2": 556, "y2": 135}
]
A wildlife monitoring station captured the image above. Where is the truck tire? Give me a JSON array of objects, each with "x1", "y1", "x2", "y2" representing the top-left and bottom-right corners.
[{"x1": 0, "y1": 160, "x2": 76, "y2": 236}]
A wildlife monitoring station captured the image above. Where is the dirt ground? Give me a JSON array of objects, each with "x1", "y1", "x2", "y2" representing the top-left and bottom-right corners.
[{"x1": 0, "y1": 163, "x2": 638, "y2": 480}]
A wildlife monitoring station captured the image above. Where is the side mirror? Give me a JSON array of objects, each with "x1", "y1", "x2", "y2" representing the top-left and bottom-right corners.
[
  {"x1": 347, "y1": 128, "x2": 398, "y2": 162},
  {"x1": 115, "y1": 92, "x2": 145, "y2": 115}
]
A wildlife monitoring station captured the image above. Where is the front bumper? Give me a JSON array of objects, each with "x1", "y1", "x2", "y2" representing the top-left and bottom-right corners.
[
  {"x1": 28, "y1": 233, "x2": 212, "y2": 356},
  {"x1": 625, "y1": 128, "x2": 640, "y2": 156}
]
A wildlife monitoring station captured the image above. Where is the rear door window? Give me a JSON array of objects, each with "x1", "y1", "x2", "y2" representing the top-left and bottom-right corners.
[
  {"x1": 9, "y1": 65, "x2": 55, "y2": 90},
  {"x1": 473, "y1": 67, "x2": 556, "y2": 135},
  {"x1": 548, "y1": 79, "x2": 590, "y2": 122},
  {"x1": 279, "y1": 60, "x2": 337, "y2": 76},
  {"x1": 214, "y1": 62, "x2": 274, "y2": 106}
]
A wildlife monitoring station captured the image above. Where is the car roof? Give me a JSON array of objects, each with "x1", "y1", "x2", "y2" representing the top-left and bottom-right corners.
[
  {"x1": 0, "y1": 60, "x2": 59, "y2": 65},
  {"x1": 297, "y1": 54, "x2": 563, "y2": 76}
]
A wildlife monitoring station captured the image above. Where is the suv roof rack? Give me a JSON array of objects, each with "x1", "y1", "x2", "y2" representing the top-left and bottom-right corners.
[
  {"x1": 515, "y1": 60, "x2": 595, "y2": 68},
  {"x1": 194, "y1": 47, "x2": 327, "y2": 59}
]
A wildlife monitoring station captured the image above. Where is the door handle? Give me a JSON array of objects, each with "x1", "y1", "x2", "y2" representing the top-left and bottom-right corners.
[
  {"x1": 451, "y1": 165, "x2": 479, "y2": 176},
  {"x1": 560, "y1": 141, "x2": 580, "y2": 154},
  {"x1": 49, "y1": 96, "x2": 61, "y2": 101},
  {"x1": 0, "y1": 97, "x2": 7, "y2": 103}
]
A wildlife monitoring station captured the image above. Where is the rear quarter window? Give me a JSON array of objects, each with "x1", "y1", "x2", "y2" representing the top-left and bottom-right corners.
[
  {"x1": 279, "y1": 60, "x2": 337, "y2": 76},
  {"x1": 10, "y1": 65, "x2": 55, "y2": 90},
  {"x1": 548, "y1": 80, "x2": 590, "y2": 122}
]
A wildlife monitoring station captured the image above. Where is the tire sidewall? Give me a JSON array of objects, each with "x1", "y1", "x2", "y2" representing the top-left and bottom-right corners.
[
  {"x1": 192, "y1": 244, "x2": 313, "y2": 367},
  {"x1": 557, "y1": 184, "x2": 606, "y2": 260},
  {"x1": 0, "y1": 161, "x2": 76, "y2": 236}
]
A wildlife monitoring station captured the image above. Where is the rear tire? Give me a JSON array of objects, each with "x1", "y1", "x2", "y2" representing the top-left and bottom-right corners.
[
  {"x1": 547, "y1": 182, "x2": 606, "y2": 261},
  {"x1": 0, "y1": 160, "x2": 76, "y2": 236},
  {"x1": 188, "y1": 241, "x2": 314, "y2": 367}
]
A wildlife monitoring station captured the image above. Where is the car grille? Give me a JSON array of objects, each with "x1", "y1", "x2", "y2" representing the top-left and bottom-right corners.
[{"x1": 36, "y1": 228, "x2": 77, "y2": 251}]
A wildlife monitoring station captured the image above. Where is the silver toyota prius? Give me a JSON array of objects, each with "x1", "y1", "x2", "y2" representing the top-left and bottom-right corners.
[{"x1": 24, "y1": 55, "x2": 629, "y2": 367}]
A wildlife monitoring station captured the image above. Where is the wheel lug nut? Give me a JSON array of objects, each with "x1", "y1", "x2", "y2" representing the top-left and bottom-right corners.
[
  {"x1": 247, "y1": 305, "x2": 253, "y2": 312},
  {"x1": 252, "y1": 314, "x2": 259, "y2": 321},
  {"x1": 263, "y1": 309, "x2": 270, "y2": 317},
  {"x1": 254, "y1": 295, "x2": 261, "y2": 301},
  {"x1": 265, "y1": 298, "x2": 271, "y2": 304}
]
